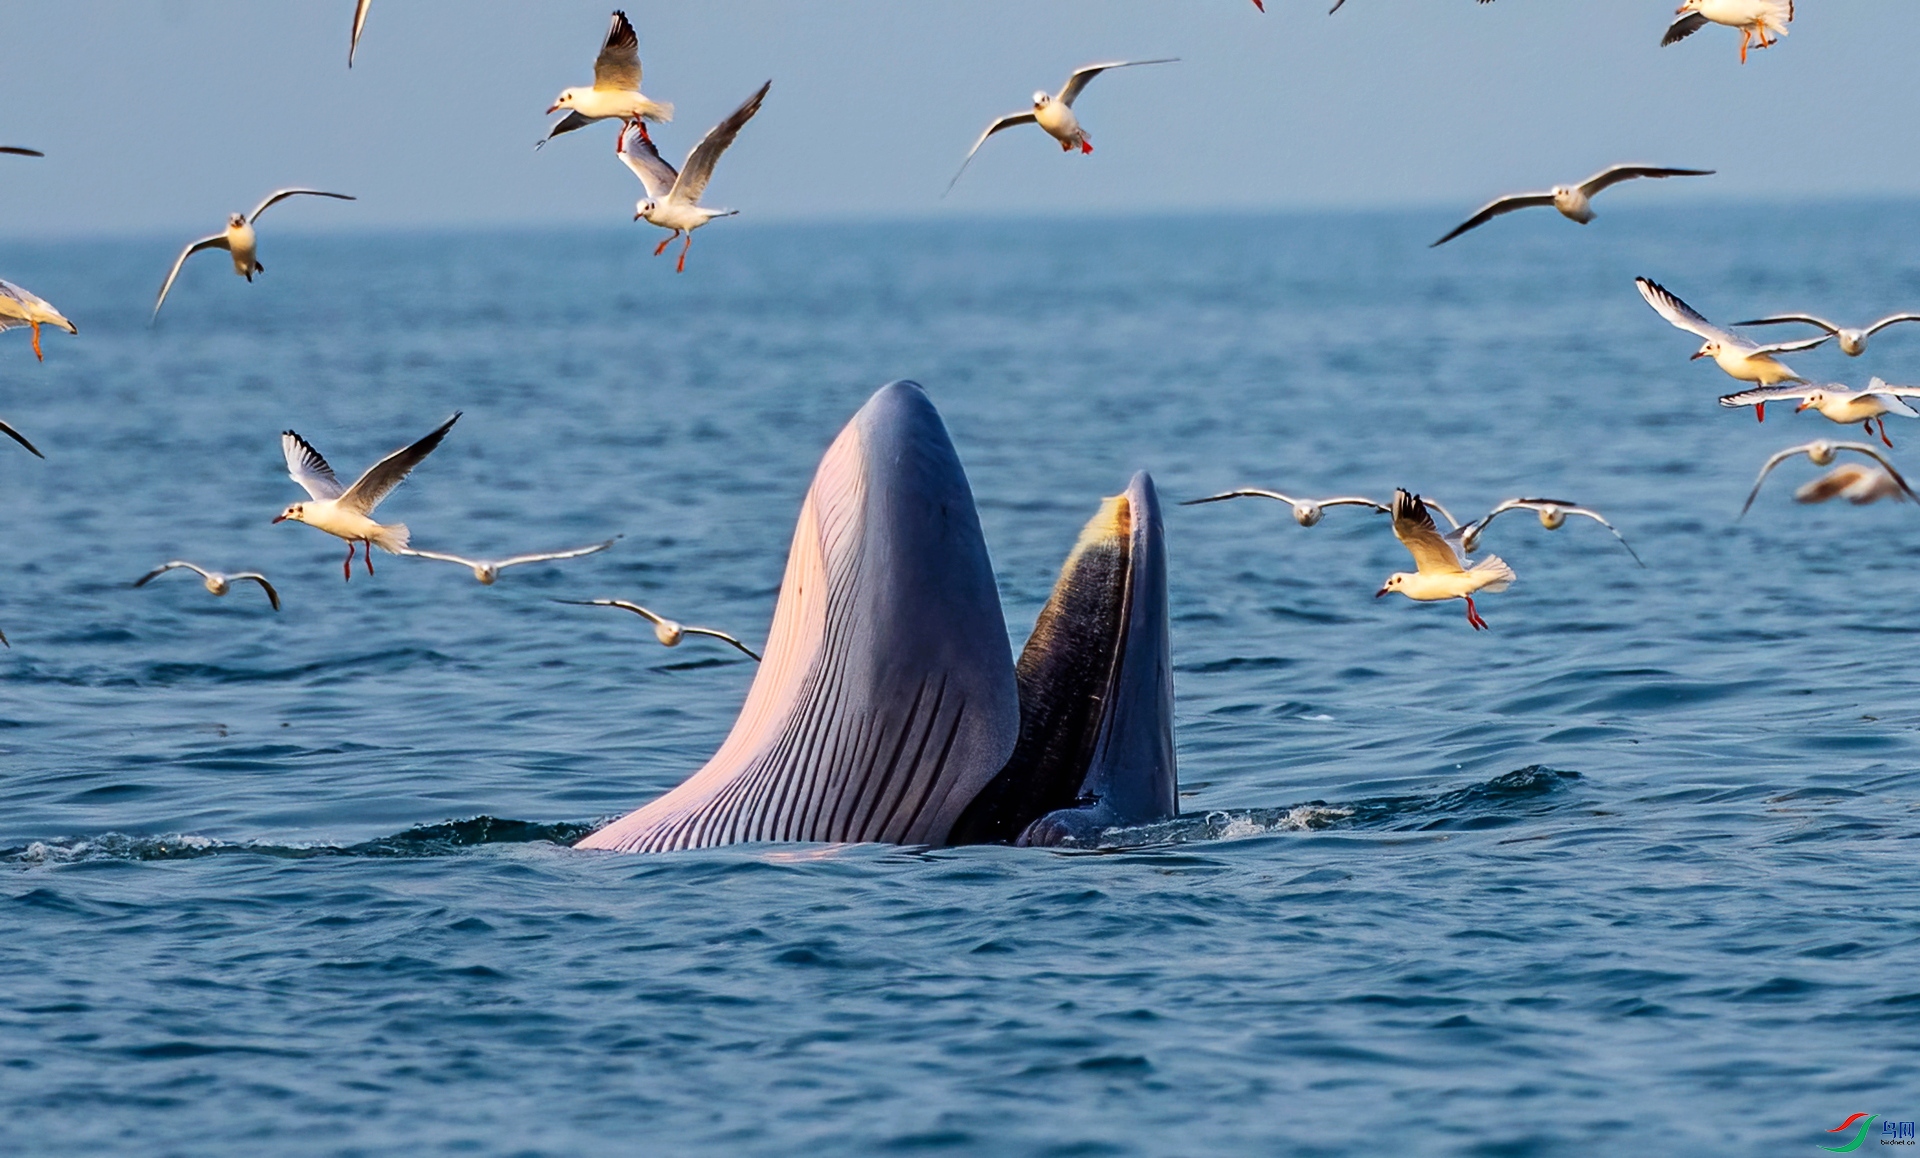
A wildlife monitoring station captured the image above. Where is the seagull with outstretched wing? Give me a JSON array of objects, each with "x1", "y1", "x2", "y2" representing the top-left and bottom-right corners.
[
  {"x1": 557, "y1": 598, "x2": 760, "y2": 660},
  {"x1": 1433, "y1": 165, "x2": 1713, "y2": 247},
  {"x1": 153, "y1": 188, "x2": 356, "y2": 320},
  {"x1": 272, "y1": 413, "x2": 461, "y2": 580},
  {"x1": 617, "y1": 81, "x2": 769, "y2": 272},
  {"x1": 947, "y1": 58, "x2": 1177, "y2": 194}
]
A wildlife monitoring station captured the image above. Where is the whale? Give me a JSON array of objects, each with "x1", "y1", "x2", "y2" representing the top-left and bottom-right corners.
[{"x1": 574, "y1": 381, "x2": 1176, "y2": 853}]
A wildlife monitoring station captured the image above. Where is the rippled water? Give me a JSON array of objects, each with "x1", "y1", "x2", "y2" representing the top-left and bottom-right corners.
[{"x1": 2, "y1": 206, "x2": 1917, "y2": 1155}]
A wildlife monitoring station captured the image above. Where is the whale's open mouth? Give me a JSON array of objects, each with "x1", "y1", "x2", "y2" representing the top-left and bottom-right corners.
[{"x1": 575, "y1": 381, "x2": 1175, "y2": 854}]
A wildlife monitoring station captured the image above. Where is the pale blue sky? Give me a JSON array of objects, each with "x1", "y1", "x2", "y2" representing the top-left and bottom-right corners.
[{"x1": 0, "y1": 1, "x2": 1913, "y2": 237}]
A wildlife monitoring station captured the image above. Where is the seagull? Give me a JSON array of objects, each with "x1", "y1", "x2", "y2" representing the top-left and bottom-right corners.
[
  {"x1": 617, "y1": 81, "x2": 769, "y2": 273},
  {"x1": 1448, "y1": 499, "x2": 1644, "y2": 566},
  {"x1": 0, "y1": 147, "x2": 42, "y2": 157},
  {"x1": 399, "y1": 538, "x2": 618, "y2": 584},
  {"x1": 1794, "y1": 463, "x2": 1909, "y2": 507},
  {"x1": 1719, "y1": 379, "x2": 1920, "y2": 447},
  {"x1": 135, "y1": 562, "x2": 281, "y2": 610},
  {"x1": 1180, "y1": 488, "x2": 1387, "y2": 526},
  {"x1": 556, "y1": 599, "x2": 761, "y2": 660},
  {"x1": 541, "y1": 10, "x2": 673, "y2": 151},
  {"x1": 0, "y1": 417, "x2": 41, "y2": 458},
  {"x1": 1730, "y1": 312, "x2": 1920, "y2": 358},
  {"x1": 1741, "y1": 441, "x2": 1916, "y2": 517},
  {"x1": 1431, "y1": 165, "x2": 1713, "y2": 247},
  {"x1": 1663, "y1": 0, "x2": 1792, "y2": 64},
  {"x1": 0, "y1": 278, "x2": 76, "y2": 361},
  {"x1": 1376, "y1": 489, "x2": 1515, "y2": 631},
  {"x1": 946, "y1": 59, "x2": 1178, "y2": 194},
  {"x1": 153, "y1": 189, "x2": 356, "y2": 320},
  {"x1": 349, "y1": 0, "x2": 371, "y2": 66},
  {"x1": 1637, "y1": 277, "x2": 1831, "y2": 416},
  {"x1": 273, "y1": 413, "x2": 460, "y2": 580}
]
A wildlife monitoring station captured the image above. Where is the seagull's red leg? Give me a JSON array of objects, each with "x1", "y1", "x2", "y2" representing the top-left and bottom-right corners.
[
  {"x1": 653, "y1": 230, "x2": 676, "y2": 257},
  {"x1": 1878, "y1": 419, "x2": 1893, "y2": 449},
  {"x1": 1755, "y1": 401, "x2": 1766, "y2": 422},
  {"x1": 343, "y1": 542, "x2": 354, "y2": 582},
  {"x1": 1739, "y1": 28, "x2": 1751, "y2": 63},
  {"x1": 29, "y1": 321, "x2": 42, "y2": 362},
  {"x1": 676, "y1": 233, "x2": 692, "y2": 273},
  {"x1": 1080, "y1": 139, "x2": 1093, "y2": 155},
  {"x1": 363, "y1": 541, "x2": 375, "y2": 576},
  {"x1": 1464, "y1": 597, "x2": 1488, "y2": 631}
]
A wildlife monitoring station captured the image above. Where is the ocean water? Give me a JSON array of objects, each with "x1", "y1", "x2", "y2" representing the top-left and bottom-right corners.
[{"x1": 1, "y1": 205, "x2": 1917, "y2": 1156}]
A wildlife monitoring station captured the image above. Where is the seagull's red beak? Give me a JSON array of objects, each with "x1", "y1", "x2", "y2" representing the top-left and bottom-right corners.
[
  {"x1": 546, "y1": 102, "x2": 562, "y2": 115},
  {"x1": 1795, "y1": 400, "x2": 1813, "y2": 412},
  {"x1": 1374, "y1": 586, "x2": 1389, "y2": 599},
  {"x1": 271, "y1": 514, "x2": 288, "y2": 524},
  {"x1": 1689, "y1": 350, "x2": 1708, "y2": 360}
]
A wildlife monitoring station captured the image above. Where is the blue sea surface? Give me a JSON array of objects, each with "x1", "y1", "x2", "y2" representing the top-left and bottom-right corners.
[{"x1": 1, "y1": 205, "x2": 1917, "y2": 1155}]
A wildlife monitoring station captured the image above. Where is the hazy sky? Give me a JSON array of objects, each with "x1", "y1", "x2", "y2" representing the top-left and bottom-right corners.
[{"x1": 1, "y1": 1, "x2": 1915, "y2": 237}]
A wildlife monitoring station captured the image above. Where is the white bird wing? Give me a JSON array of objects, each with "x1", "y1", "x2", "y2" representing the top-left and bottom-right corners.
[
  {"x1": 1637, "y1": 277, "x2": 1732, "y2": 344},
  {"x1": 1730, "y1": 313, "x2": 1840, "y2": 335},
  {"x1": 1868, "y1": 392, "x2": 1920, "y2": 418},
  {"x1": 1431, "y1": 192, "x2": 1556, "y2": 247},
  {"x1": 1391, "y1": 490, "x2": 1467, "y2": 575},
  {"x1": 134, "y1": 561, "x2": 210, "y2": 587},
  {"x1": 1179, "y1": 488, "x2": 1299, "y2": 506},
  {"x1": 395, "y1": 547, "x2": 481, "y2": 568},
  {"x1": 537, "y1": 111, "x2": 598, "y2": 148},
  {"x1": 338, "y1": 412, "x2": 461, "y2": 516},
  {"x1": 248, "y1": 188, "x2": 356, "y2": 224},
  {"x1": 1864, "y1": 314, "x2": 1920, "y2": 337},
  {"x1": 490, "y1": 538, "x2": 619, "y2": 569},
  {"x1": 1750, "y1": 333, "x2": 1834, "y2": 356},
  {"x1": 282, "y1": 430, "x2": 347, "y2": 500},
  {"x1": 682, "y1": 626, "x2": 762, "y2": 661},
  {"x1": 558, "y1": 597, "x2": 667, "y2": 627},
  {"x1": 1861, "y1": 380, "x2": 1920, "y2": 398},
  {"x1": 670, "y1": 80, "x2": 770, "y2": 206},
  {"x1": 592, "y1": 10, "x2": 642, "y2": 91},
  {"x1": 0, "y1": 416, "x2": 42, "y2": 458},
  {"x1": 945, "y1": 111, "x2": 1039, "y2": 195},
  {"x1": 1662, "y1": 12, "x2": 1709, "y2": 45},
  {"x1": 153, "y1": 234, "x2": 231, "y2": 319},
  {"x1": 1577, "y1": 165, "x2": 1714, "y2": 197},
  {"x1": 1057, "y1": 58, "x2": 1178, "y2": 107},
  {"x1": 349, "y1": 0, "x2": 371, "y2": 66},
  {"x1": 617, "y1": 123, "x2": 678, "y2": 200},
  {"x1": 232, "y1": 573, "x2": 282, "y2": 610},
  {"x1": 1719, "y1": 384, "x2": 1814, "y2": 408}
]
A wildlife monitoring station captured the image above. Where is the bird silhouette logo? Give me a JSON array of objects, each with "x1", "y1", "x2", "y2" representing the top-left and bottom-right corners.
[{"x1": 1820, "y1": 1114, "x2": 1877, "y2": 1153}]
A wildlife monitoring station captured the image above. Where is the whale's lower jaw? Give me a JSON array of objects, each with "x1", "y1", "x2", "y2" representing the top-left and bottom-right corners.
[
  {"x1": 575, "y1": 382, "x2": 1176, "y2": 854},
  {"x1": 949, "y1": 473, "x2": 1177, "y2": 847}
]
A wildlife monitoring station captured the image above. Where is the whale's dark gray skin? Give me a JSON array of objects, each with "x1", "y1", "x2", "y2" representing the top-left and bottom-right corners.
[{"x1": 576, "y1": 381, "x2": 1175, "y2": 853}]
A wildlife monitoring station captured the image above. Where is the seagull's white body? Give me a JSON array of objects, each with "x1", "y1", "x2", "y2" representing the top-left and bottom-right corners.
[
  {"x1": 1376, "y1": 489, "x2": 1514, "y2": 631},
  {"x1": 0, "y1": 278, "x2": 76, "y2": 361},
  {"x1": 273, "y1": 413, "x2": 461, "y2": 580},
  {"x1": 1637, "y1": 278, "x2": 1830, "y2": 406},
  {"x1": 1664, "y1": 0, "x2": 1792, "y2": 63},
  {"x1": 617, "y1": 81, "x2": 769, "y2": 272},
  {"x1": 153, "y1": 189, "x2": 356, "y2": 320}
]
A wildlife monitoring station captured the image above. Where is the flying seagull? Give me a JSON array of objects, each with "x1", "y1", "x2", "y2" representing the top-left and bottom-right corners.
[
  {"x1": 399, "y1": 538, "x2": 618, "y2": 584},
  {"x1": 1448, "y1": 498, "x2": 1643, "y2": 566},
  {"x1": 1731, "y1": 312, "x2": 1920, "y2": 358},
  {"x1": 1637, "y1": 277, "x2": 1831, "y2": 414},
  {"x1": 1741, "y1": 441, "x2": 1915, "y2": 517},
  {"x1": 1663, "y1": 0, "x2": 1792, "y2": 64},
  {"x1": 541, "y1": 10, "x2": 673, "y2": 150},
  {"x1": 617, "y1": 81, "x2": 769, "y2": 272},
  {"x1": 0, "y1": 278, "x2": 76, "y2": 361},
  {"x1": 1794, "y1": 463, "x2": 1909, "y2": 507},
  {"x1": 135, "y1": 562, "x2": 281, "y2": 610},
  {"x1": 1376, "y1": 489, "x2": 1515, "y2": 631},
  {"x1": 1180, "y1": 488, "x2": 1387, "y2": 526},
  {"x1": 153, "y1": 189, "x2": 356, "y2": 320},
  {"x1": 273, "y1": 413, "x2": 461, "y2": 580},
  {"x1": 947, "y1": 59, "x2": 1177, "y2": 194},
  {"x1": 1432, "y1": 165, "x2": 1713, "y2": 247},
  {"x1": 1719, "y1": 379, "x2": 1920, "y2": 447},
  {"x1": 557, "y1": 598, "x2": 761, "y2": 660}
]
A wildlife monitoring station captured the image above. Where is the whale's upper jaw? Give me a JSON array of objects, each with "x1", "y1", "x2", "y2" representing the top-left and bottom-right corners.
[
  {"x1": 576, "y1": 380, "x2": 1020, "y2": 853},
  {"x1": 575, "y1": 383, "x2": 1176, "y2": 855},
  {"x1": 949, "y1": 471, "x2": 1177, "y2": 848}
]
